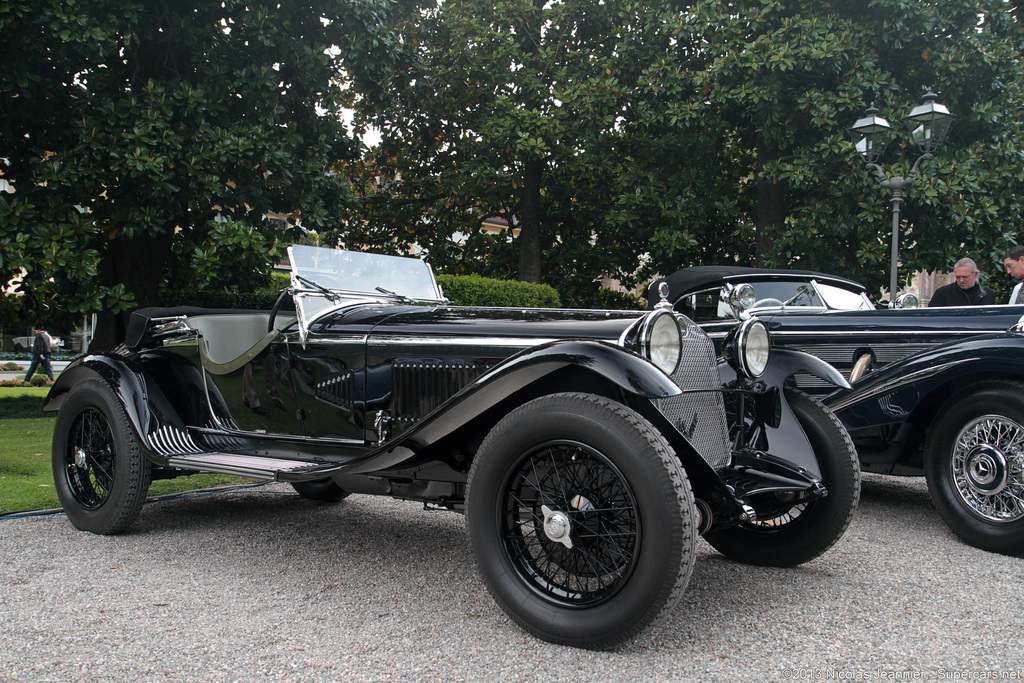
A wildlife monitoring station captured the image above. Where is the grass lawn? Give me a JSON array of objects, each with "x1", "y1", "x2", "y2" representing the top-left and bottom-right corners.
[{"x1": 0, "y1": 391, "x2": 256, "y2": 515}]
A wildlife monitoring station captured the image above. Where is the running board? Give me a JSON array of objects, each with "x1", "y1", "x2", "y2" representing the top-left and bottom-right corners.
[{"x1": 164, "y1": 453, "x2": 345, "y2": 482}]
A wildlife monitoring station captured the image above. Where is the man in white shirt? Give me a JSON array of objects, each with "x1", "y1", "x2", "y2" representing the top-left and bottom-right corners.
[{"x1": 1004, "y1": 245, "x2": 1024, "y2": 304}]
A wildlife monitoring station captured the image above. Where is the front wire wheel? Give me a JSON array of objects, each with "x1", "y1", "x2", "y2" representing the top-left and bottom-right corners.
[
  {"x1": 52, "y1": 379, "x2": 151, "y2": 534},
  {"x1": 467, "y1": 393, "x2": 696, "y2": 650},
  {"x1": 502, "y1": 442, "x2": 640, "y2": 606},
  {"x1": 704, "y1": 388, "x2": 860, "y2": 567},
  {"x1": 925, "y1": 381, "x2": 1024, "y2": 556}
]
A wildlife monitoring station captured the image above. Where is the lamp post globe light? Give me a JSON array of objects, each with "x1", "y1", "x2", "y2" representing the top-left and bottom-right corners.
[{"x1": 849, "y1": 91, "x2": 954, "y2": 307}]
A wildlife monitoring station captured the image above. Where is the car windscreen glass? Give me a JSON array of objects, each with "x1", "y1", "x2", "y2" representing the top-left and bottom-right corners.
[
  {"x1": 744, "y1": 282, "x2": 824, "y2": 309},
  {"x1": 675, "y1": 289, "x2": 736, "y2": 322},
  {"x1": 289, "y1": 245, "x2": 441, "y2": 300},
  {"x1": 288, "y1": 245, "x2": 443, "y2": 338},
  {"x1": 816, "y1": 282, "x2": 873, "y2": 310}
]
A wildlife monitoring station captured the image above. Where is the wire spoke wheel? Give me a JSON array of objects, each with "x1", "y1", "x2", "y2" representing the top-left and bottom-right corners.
[
  {"x1": 502, "y1": 441, "x2": 639, "y2": 607},
  {"x1": 949, "y1": 415, "x2": 1024, "y2": 523},
  {"x1": 63, "y1": 408, "x2": 117, "y2": 509},
  {"x1": 925, "y1": 381, "x2": 1024, "y2": 555},
  {"x1": 52, "y1": 379, "x2": 150, "y2": 535},
  {"x1": 704, "y1": 388, "x2": 859, "y2": 567},
  {"x1": 744, "y1": 495, "x2": 811, "y2": 530},
  {"x1": 467, "y1": 393, "x2": 695, "y2": 649}
]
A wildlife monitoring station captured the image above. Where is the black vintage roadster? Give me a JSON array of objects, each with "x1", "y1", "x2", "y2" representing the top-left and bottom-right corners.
[{"x1": 44, "y1": 246, "x2": 859, "y2": 649}]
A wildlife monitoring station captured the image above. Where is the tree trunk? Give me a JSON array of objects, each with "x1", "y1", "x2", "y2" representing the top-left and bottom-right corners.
[
  {"x1": 88, "y1": 228, "x2": 175, "y2": 352},
  {"x1": 754, "y1": 143, "x2": 787, "y2": 267},
  {"x1": 517, "y1": 157, "x2": 544, "y2": 283}
]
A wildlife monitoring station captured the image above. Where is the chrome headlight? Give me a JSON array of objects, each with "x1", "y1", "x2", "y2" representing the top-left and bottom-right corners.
[
  {"x1": 893, "y1": 293, "x2": 919, "y2": 309},
  {"x1": 725, "y1": 318, "x2": 770, "y2": 378},
  {"x1": 642, "y1": 310, "x2": 683, "y2": 375},
  {"x1": 728, "y1": 283, "x2": 757, "y2": 313}
]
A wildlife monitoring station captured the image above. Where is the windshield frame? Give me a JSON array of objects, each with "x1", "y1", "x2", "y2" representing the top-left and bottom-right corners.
[{"x1": 287, "y1": 245, "x2": 446, "y2": 342}]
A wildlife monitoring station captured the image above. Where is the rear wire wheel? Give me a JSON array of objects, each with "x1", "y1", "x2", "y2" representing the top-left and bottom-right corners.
[
  {"x1": 925, "y1": 381, "x2": 1024, "y2": 556},
  {"x1": 52, "y1": 379, "x2": 151, "y2": 534},
  {"x1": 467, "y1": 392, "x2": 696, "y2": 649}
]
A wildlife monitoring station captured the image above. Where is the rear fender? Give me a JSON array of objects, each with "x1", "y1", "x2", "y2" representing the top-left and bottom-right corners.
[{"x1": 43, "y1": 355, "x2": 187, "y2": 458}]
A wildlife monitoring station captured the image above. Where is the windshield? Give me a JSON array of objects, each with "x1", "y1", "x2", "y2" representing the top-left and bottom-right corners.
[
  {"x1": 289, "y1": 245, "x2": 442, "y2": 300},
  {"x1": 675, "y1": 279, "x2": 872, "y2": 322},
  {"x1": 817, "y1": 282, "x2": 873, "y2": 311},
  {"x1": 288, "y1": 245, "x2": 444, "y2": 338}
]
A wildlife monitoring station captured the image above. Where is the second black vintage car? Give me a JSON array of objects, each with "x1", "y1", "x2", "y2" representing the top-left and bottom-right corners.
[
  {"x1": 649, "y1": 265, "x2": 1024, "y2": 394},
  {"x1": 826, "y1": 332, "x2": 1024, "y2": 556},
  {"x1": 44, "y1": 246, "x2": 859, "y2": 649}
]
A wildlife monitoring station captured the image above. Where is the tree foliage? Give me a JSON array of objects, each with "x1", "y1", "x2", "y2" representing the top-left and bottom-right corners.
[
  {"x1": 0, "y1": 0, "x2": 415, "y2": 347},
  {"x1": 639, "y1": 0, "x2": 1024, "y2": 296},
  {"x1": 348, "y1": 0, "x2": 1024, "y2": 301},
  {"x1": 344, "y1": 0, "x2": 685, "y2": 303}
]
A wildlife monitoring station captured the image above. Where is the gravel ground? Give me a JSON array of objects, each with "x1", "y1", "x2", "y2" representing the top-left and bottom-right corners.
[{"x1": 2, "y1": 472, "x2": 1022, "y2": 683}]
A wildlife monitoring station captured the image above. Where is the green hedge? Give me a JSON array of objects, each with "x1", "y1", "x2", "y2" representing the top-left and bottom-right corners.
[
  {"x1": 0, "y1": 396, "x2": 46, "y2": 419},
  {"x1": 161, "y1": 273, "x2": 565, "y2": 310},
  {"x1": 437, "y1": 274, "x2": 561, "y2": 308}
]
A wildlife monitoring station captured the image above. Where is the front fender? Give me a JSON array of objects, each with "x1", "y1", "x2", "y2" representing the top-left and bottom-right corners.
[
  {"x1": 719, "y1": 348, "x2": 848, "y2": 481},
  {"x1": 827, "y1": 334, "x2": 1024, "y2": 430},
  {"x1": 342, "y1": 340, "x2": 683, "y2": 474}
]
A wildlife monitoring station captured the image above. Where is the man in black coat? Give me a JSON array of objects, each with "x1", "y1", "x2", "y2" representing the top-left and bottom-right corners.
[
  {"x1": 928, "y1": 258, "x2": 996, "y2": 307},
  {"x1": 23, "y1": 326, "x2": 54, "y2": 382}
]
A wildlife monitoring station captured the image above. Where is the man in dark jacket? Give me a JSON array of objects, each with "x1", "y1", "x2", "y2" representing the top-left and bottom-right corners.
[
  {"x1": 928, "y1": 258, "x2": 996, "y2": 307},
  {"x1": 23, "y1": 326, "x2": 54, "y2": 382}
]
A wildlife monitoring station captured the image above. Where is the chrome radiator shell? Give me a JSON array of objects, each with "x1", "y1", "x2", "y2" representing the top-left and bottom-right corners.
[{"x1": 660, "y1": 322, "x2": 732, "y2": 470}]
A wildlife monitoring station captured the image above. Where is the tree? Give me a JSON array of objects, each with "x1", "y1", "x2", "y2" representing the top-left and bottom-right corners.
[
  {"x1": 346, "y1": 0, "x2": 1024, "y2": 302},
  {"x1": 626, "y1": 0, "x2": 1024, "y2": 295},
  {"x1": 0, "y1": 0, "x2": 415, "y2": 348},
  {"x1": 344, "y1": 0, "x2": 687, "y2": 301}
]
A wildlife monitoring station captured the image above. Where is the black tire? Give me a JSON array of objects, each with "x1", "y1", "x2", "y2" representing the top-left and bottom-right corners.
[
  {"x1": 925, "y1": 381, "x2": 1024, "y2": 556},
  {"x1": 466, "y1": 392, "x2": 696, "y2": 650},
  {"x1": 290, "y1": 478, "x2": 350, "y2": 503},
  {"x1": 52, "y1": 379, "x2": 152, "y2": 535},
  {"x1": 704, "y1": 388, "x2": 860, "y2": 567}
]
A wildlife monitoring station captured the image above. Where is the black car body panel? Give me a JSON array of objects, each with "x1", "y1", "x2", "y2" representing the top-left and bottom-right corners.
[
  {"x1": 826, "y1": 333, "x2": 1024, "y2": 474},
  {"x1": 822, "y1": 331, "x2": 1024, "y2": 556}
]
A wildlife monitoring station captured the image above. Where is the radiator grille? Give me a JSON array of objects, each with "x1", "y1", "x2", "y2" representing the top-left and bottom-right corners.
[{"x1": 660, "y1": 325, "x2": 732, "y2": 469}]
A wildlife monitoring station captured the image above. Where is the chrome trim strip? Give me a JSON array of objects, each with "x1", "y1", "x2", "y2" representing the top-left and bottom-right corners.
[
  {"x1": 767, "y1": 329, "x2": 1005, "y2": 338},
  {"x1": 364, "y1": 335, "x2": 565, "y2": 349},
  {"x1": 190, "y1": 424, "x2": 367, "y2": 447},
  {"x1": 828, "y1": 358, "x2": 974, "y2": 412}
]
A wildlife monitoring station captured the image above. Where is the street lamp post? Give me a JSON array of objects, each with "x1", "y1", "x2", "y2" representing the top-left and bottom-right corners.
[{"x1": 849, "y1": 91, "x2": 955, "y2": 307}]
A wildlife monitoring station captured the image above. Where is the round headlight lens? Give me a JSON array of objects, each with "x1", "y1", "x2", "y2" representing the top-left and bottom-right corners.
[
  {"x1": 739, "y1": 319, "x2": 770, "y2": 377},
  {"x1": 648, "y1": 312, "x2": 682, "y2": 375}
]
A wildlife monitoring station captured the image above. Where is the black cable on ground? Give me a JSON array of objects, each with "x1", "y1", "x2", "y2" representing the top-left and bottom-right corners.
[{"x1": 0, "y1": 480, "x2": 290, "y2": 520}]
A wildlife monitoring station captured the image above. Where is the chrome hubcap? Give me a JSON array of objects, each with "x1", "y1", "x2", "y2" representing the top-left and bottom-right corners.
[
  {"x1": 541, "y1": 505, "x2": 573, "y2": 549},
  {"x1": 951, "y1": 416, "x2": 1024, "y2": 523},
  {"x1": 964, "y1": 445, "x2": 1008, "y2": 495},
  {"x1": 74, "y1": 446, "x2": 87, "y2": 469}
]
